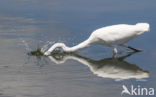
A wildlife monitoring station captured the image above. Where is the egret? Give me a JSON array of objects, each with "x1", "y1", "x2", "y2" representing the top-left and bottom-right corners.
[{"x1": 44, "y1": 23, "x2": 150, "y2": 56}]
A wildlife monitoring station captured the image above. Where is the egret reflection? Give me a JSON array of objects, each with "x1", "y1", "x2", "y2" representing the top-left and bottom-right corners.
[{"x1": 29, "y1": 50, "x2": 149, "y2": 81}]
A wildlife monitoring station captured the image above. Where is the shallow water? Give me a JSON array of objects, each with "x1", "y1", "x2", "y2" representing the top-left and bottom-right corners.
[{"x1": 0, "y1": 0, "x2": 156, "y2": 97}]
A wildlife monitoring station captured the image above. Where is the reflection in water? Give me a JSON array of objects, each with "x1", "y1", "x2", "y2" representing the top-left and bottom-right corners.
[{"x1": 29, "y1": 50, "x2": 149, "y2": 81}]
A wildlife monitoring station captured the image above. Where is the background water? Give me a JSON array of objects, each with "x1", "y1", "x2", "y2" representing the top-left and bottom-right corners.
[{"x1": 0, "y1": 0, "x2": 156, "y2": 97}]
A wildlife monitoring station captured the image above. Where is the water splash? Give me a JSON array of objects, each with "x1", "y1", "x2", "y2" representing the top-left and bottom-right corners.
[
  {"x1": 40, "y1": 41, "x2": 55, "y2": 53},
  {"x1": 21, "y1": 39, "x2": 32, "y2": 52}
]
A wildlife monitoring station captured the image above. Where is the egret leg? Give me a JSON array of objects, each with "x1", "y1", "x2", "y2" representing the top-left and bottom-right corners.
[
  {"x1": 121, "y1": 44, "x2": 143, "y2": 52},
  {"x1": 113, "y1": 47, "x2": 117, "y2": 58}
]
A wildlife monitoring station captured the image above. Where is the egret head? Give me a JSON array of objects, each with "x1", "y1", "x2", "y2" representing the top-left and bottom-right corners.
[
  {"x1": 44, "y1": 43, "x2": 68, "y2": 55},
  {"x1": 136, "y1": 23, "x2": 150, "y2": 32}
]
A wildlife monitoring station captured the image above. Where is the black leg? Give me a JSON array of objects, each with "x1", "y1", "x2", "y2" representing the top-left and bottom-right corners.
[
  {"x1": 120, "y1": 44, "x2": 143, "y2": 52},
  {"x1": 127, "y1": 46, "x2": 143, "y2": 52}
]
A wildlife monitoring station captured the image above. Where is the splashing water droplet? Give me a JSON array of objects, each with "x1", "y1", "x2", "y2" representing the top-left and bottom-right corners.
[
  {"x1": 21, "y1": 39, "x2": 32, "y2": 52},
  {"x1": 40, "y1": 41, "x2": 55, "y2": 53}
]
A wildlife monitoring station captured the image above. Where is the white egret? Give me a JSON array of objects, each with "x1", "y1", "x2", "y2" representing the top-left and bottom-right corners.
[{"x1": 44, "y1": 23, "x2": 150, "y2": 56}]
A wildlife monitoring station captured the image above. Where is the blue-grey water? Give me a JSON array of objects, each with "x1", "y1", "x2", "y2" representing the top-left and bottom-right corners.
[{"x1": 0, "y1": 0, "x2": 156, "y2": 97}]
